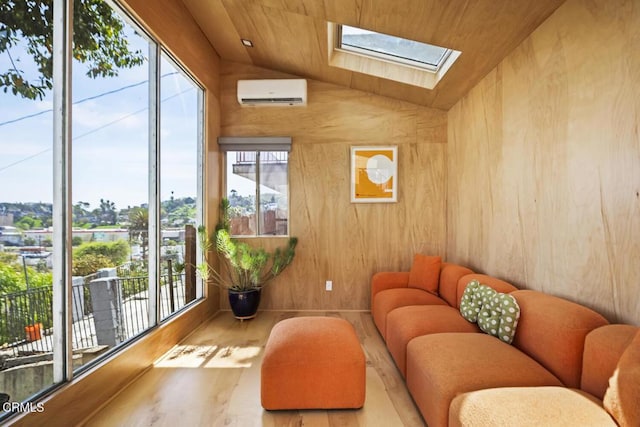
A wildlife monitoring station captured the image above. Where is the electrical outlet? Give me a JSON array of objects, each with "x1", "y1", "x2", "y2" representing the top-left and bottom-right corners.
[{"x1": 325, "y1": 280, "x2": 333, "y2": 291}]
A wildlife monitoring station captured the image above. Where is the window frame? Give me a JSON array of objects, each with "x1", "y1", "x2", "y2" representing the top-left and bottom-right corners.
[
  {"x1": 327, "y1": 22, "x2": 462, "y2": 90},
  {"x1": 222, "y1": 149, "x2": 291, "y2": 238},
  {"x1": 0, "y1": 0, "x2": 207, "y2": 418},
  {"x1": 67, "y1": 0, "x2": 206, "y2": 366},
  {"x1": 157, "y1": 47, "x2": 207, "y2": 315},
  {"x1": 337, "y1": 24, "x2": 453, "y2": 73}
]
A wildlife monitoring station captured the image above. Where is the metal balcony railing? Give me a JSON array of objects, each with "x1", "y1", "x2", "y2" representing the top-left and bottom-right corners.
[
  {"x1": 0, "y1": 268, "x2": 187, "y2": 361},
  {"x1": 234, "y1": 151, "x2": 288, "y2": 165}
]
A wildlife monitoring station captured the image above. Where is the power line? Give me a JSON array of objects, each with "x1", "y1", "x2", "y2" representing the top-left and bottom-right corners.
[
  {"x1": 0, "y1": 87, "x2": 195, "y2": 173},
  {"x1": 0, "y1": 71, "x2": 180, "y2": 128},
  {"x1": 0, "y1": 150, "x2": 49, "y2": 173},
  {"x1": 73, "y1": 88, "x2": 192, "y2": 141}
]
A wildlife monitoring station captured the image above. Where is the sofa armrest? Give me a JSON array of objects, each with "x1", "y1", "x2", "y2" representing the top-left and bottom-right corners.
[{"x1": 371, "y1": 272, "x2": 410, "y2": 308}]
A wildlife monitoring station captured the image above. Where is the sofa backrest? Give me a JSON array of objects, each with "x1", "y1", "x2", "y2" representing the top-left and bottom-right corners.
[
  {"x1": 511, "y1": 290, "x2": 609, "y2": 388},
  {"x1": 581, "y1": 324, "x2": 639, "y2": 399},
  {"x1": 453, "y1": 274, "x2": 518, "y2": 309},
  {"x1": 438, "y1": 263, "x2": 474, "y2": 306}
]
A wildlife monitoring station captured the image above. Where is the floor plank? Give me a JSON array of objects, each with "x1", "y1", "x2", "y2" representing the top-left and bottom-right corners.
[{"x1": 82, "y1": 311, "x2": 425, "y2": 427}]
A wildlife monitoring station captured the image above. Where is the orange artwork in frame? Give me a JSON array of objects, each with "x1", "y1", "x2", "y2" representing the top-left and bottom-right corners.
[{"x1": 350, "y1": 146, "x2": 397, "y2": 203}]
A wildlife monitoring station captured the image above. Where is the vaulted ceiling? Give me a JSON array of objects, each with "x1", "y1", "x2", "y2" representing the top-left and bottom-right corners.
[{"x1": 181, "y1": 0, "x2": 567, "y2": 110}]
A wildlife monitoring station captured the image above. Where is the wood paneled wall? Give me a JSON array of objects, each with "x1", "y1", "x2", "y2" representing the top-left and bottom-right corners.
[
  {"x1": 221, "y1": 62, "x2": 447, "y2": 310},
  {"x1": 447, "y1": 0, "x2": 640, "y2": 325}
]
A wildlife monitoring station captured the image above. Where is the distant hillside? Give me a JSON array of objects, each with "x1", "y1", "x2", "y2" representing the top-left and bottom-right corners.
[
  {"x1": 0, "y1": 197, "x2": 197, "y2": 229},
  {"x1": 0, "y1": 202, "x2": 52, "y2": 222}
]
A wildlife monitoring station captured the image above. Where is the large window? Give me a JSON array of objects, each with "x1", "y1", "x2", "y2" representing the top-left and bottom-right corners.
[
  {"x1": 0, "y1": 0, "x2": 204, "y2": 420},
  {"x1": 0, "y1": 1, "x2": 56, "y2": 403},
  {"x1": 159, "y1": 51, "x2": 202, "y2": 319},
  {"x1": 71, "y1": 14, "x2": 152, "y2": 371}
]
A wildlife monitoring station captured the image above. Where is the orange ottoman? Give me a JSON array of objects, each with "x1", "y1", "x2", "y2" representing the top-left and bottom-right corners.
[{"x1": 261, "y1": 316, "x2": 366, "y2": 410}]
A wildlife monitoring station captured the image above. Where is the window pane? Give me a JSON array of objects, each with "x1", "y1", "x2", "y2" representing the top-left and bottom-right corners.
[
  {"x1": 71, "y1": 6, "x2": 151, "y2": 371},
  {"x1": 226, "y1": 152, "x2": 257, "y2": 236},
  {"x1": 159, "y1": 52, "x2": 201, "y2": 319},
  {"x1": 258, "y1": 152, "x2": 288, "y2": 236},
  {"x1": 341, "y1": 25, "x2": 450, "y2": 69},
  {"x1": 0, "y1": 5, "x2": 56, "y2": 406}
]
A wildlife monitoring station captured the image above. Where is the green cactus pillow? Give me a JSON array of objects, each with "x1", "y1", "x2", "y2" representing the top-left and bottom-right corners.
[
  {"x1": 460, "y1": 279, "x2": 520, "y2": 344},
  {"x1": 460, "y1": 279, "x2": 489, "y2": 322}
]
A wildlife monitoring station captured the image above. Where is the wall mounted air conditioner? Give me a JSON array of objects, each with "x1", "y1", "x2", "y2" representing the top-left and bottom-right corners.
[{"x1": 237, "y1": 79, "x2": 307, "y2": 106}]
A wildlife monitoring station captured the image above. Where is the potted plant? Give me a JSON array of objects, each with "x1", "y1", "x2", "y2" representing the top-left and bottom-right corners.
[
  {"x1": 24, "y1": 323, "x2": 42, "y2": 342},
  {"x1": 198, "y1": 199, "x2": 297, "y2": 320},
  {"x1": 25, "y1": 313, "x2": 43, "y2": 342}
]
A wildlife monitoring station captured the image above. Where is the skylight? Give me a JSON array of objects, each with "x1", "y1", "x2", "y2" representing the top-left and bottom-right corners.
[
  {"x1": 339, "y1": 25, "x2": 452, "y2": 72},
  {"x1": 327, "y1": 23, "x2": 461, "y2": 90}
]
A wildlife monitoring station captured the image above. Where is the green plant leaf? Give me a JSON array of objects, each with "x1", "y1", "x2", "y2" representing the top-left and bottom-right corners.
[{"x1": 197, "y1": 198, "x2": 298, "y2": 291}]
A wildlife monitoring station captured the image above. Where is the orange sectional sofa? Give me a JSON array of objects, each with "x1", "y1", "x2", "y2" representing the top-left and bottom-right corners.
[
  {"x1": 449, "y1": 323, "x2": 640, "y2": 427},
  {"x1": 371, "y1": 256, "x2": 640, "y2": 427}
]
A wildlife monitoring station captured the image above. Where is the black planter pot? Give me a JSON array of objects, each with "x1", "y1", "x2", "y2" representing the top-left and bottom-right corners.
[{"x1": 228, "y1": 288, "x2": 261, "y2": 320}]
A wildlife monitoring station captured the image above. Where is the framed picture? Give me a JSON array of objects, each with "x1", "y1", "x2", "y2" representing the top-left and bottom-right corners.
[{"x1": 350, "y1": 146, "x2": 398, "y2": 203}]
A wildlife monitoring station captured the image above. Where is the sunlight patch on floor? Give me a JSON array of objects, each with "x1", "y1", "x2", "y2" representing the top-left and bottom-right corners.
[{"x1": 154, "y1": 344, "x2": 262, "y2": 368}]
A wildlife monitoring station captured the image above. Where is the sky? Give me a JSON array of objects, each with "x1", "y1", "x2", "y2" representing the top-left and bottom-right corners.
[{"x1": 0, "y1": 20, "x2": 199, "y2": 212}]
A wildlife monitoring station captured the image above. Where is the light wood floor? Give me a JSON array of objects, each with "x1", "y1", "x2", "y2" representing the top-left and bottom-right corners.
[{"x1": 82, "y1": 311, "x2": 425, "y2": 427}]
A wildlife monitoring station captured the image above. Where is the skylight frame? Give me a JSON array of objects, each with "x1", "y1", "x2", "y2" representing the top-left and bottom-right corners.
[
  {"x1": 327, "y1": 22, "x2": 461, "y2": 90},
  {"x1": 336, "y1": 24, "x2": 454, "y2": 73}
]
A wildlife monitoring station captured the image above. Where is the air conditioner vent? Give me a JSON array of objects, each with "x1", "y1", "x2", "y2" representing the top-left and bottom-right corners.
[
  {"x1": 240, "y1": 97, "x2": 304, "y2": 105},
  {"x1": 237, "y1": 79, "x2": 307, "y2": 106}
]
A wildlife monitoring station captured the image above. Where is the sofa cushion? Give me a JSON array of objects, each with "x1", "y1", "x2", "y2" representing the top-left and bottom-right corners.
[
  {"x1": 582, "y1": 324, "x2": 638, "y2": 400},
  {"x1": 511, "y1": 290, "x2": 609, "y2": 388},
  {"x1": 406, "y1": 332, "x2": 563, "y2": 427},
  {"x1": 371, "y1": 287, "x2": 448, "y2": 340},
  {"x1": 407, "y1": 254, "x2": 441, "y2": 294},
  {"x1": 370, "y1": 271, "x2": 410, "y2": 308},
  {"x1": 449, "y1": 387, "x2": 617, "y2": 427},
  {"x1": 386, "y1": 305, "x2": 480, "y2": 377},
  {"x1": 460, "y1": 280, "x2": 520, "y2": 344},
  {"x1": 604, "y1": 329, "x2": 640, "y2": 427}
]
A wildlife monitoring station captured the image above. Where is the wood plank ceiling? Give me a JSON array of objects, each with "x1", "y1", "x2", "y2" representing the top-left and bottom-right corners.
[{"x1": 181, "y1": 0, "x2": 567, "y2": 110}]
